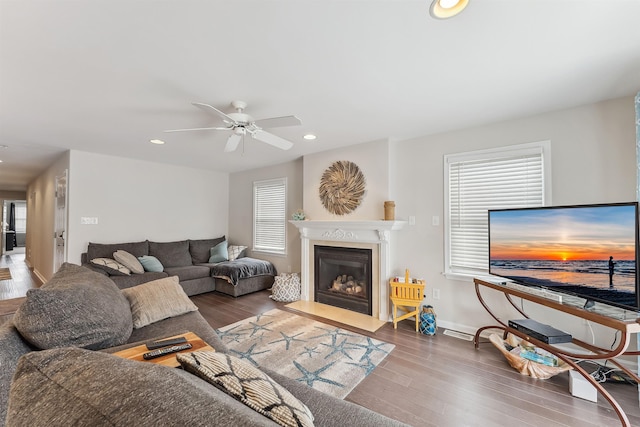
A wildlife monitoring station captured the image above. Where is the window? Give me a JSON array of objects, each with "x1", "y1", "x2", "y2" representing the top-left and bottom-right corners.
[
  {"x1": 253, "y1": 178, "x2": 287, "y2": 255},
  {"x1": 444, "y1": 141, "x2": 551, "y2": 277}
]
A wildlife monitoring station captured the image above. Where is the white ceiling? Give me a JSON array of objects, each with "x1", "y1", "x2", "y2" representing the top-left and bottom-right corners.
[{"x1": 1, "y1": 0, "x2": 640, "y2": 192}]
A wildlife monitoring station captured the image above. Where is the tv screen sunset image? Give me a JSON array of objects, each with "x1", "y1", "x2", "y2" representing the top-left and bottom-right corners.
[{"x1": 489, "y1": 205, "x2": 637, "y2": 296}]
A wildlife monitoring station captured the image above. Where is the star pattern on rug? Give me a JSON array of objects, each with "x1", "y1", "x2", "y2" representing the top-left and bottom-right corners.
[
  {"x1": 308, "y1": 326, "x2": 356, "y2": 344},
  {"x1": 219, "y1": 308, "x2": 395, "y2": 399},
  {"x1": 352, "y1": 337, "x2": 391, "y2": 362},
  {"x1": 321, "y1": 337, "x2": 358, "y2": 360},
  {"x1": 269, "y1": 331, "x2": 306, "y2": 351},
  {"x1": 347, "y1": 357, "x2": 378, "y2": 376},
  {"x1": 293, "y1": 360, "x2": 344, "y2": 388},
  {"x1": 241, "y1": 320, "x2": 274, "y2": 337},
  {"x1": 299, "y1": 345, "x2": 321, "y2": 358},
  {"x1": 229, "y1": 343, "x2": 271, "y2": 366},
  {"x1": 216, "y1": 324, "x2": 247, "y2": 343}
]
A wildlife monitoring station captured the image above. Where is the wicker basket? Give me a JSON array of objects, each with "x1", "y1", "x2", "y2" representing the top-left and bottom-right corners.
[{"x1": 489, "y1": 333, "x2": 572, "y2": 379}]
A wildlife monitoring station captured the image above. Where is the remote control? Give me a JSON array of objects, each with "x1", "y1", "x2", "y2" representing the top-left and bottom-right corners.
[
  {"x1": 142, "y1": 343, "x2": 192, "y2": 360},
  {"x1": 146, "y1": 336, "x2": 188, "y2": 350}
]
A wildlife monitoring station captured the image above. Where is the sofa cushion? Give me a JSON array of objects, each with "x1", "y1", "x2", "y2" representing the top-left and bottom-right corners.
[
  {"x1": 149, "y1": 240, "x2": 193, "y2": 268},
  {"x1": 113, "y1": 250, "x2": 145, "y2": 274},
  {"x1": 138, "y1": 255, "x2": 164, "y2": 272},
  {"x1": 90, "y1": 257, "x2": 130, "y2": 276},
  {"x1": 86, "y1": 240, "x2": 149, "y2": 261},
  {"x1": 178, "y1": 351, "x2": 314, "y2": 427},
  {"x1": 13, "y1": 263, "x2": 133, "y2": 350},
  {"x1": 209, "y1": 240, "x2": 229, "y2": 263},
  {"x1": 0, "y1": 322, "x2": 34, "y2": 423},
  {"x1": 6, "y1": 347, "x2": 277, "y2": 426},
  {"x1": 121, "y1": 276, "x2": 198, "y2": 328},
  {"x1": 189, "y1": 236, "x2": 226, "y2": 264},
  {"x1": 228, "y1": 245, "x2": 248, "y2": 261},
  {"x1": 163, "y1": 265, "x2": 212, "y2": 282}
]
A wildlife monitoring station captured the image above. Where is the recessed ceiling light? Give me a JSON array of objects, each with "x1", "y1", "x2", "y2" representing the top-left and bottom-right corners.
[
  {"x1": 303, "y1": 134, "x2": 317, "y2": 140},
  {"x1": 150, "y1": 139, "x2": 166, "y2": 145},
  {"x1": 429, "y1": 0, "x2": 469, "y2": 19}
]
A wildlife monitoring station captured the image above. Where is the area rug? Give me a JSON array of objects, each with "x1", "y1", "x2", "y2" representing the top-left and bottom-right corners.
[
  {"x1": 216, "y1": 308, "x2": 395, "y2": 399},
  {"x1": 0, "y1": 268, "x2": 11, "y2": 281}
]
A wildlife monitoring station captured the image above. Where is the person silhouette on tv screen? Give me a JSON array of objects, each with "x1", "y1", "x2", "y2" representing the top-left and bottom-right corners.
[{"x1": 608, "y1": 256, "x2": 615, "y2": 288}]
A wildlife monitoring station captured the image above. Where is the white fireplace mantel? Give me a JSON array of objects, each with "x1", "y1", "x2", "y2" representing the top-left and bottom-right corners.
[{"x1": 289, "y1": 220, "x2": 406, "y2": 321}]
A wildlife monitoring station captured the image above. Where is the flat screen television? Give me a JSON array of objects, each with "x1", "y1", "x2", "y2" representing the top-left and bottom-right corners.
[{"x1": 488, "y1": 202, "x2": 639, "y2": 312}]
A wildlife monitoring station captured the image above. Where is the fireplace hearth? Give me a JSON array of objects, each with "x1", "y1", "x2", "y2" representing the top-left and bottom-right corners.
[{"x1": 314, "y1": 245, "x2": 372, "y2": 315}]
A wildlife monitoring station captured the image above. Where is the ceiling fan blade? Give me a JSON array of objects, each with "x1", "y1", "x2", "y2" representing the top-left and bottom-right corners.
[
  {"x1": 164, "y1": 126, "x2": 232, "y2": 133},
  {"x1": 192, "y1": 102, "x2": 236, "y2": 125},
  {"x1": 254, "y1": 115, "x2": 301, "y2": 129},
  {"x1": 224, "y1": 134, "x2": 242, "y2": 152},
  {"x1": 252, "y1": 130, "x2": 294, "y2": 150}
]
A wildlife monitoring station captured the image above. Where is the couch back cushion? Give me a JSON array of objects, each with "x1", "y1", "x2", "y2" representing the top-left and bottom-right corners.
[
  {"x1": 86, "y1": 240, "x2": 149, "y2": 261},
  {"x1": 6, "y1": 347, "x2": 278, "y2": 426},
  {"x1": 189, "y1": 236, "x2": 226, "y2": 264},
  {"x1": 0, "y1": 322, "x2": 34, "y2": 423},
  {"x1": 12, "y1": 263, "x2": 133, "y2": 350},
  {"x1": 149, "y1": 240, "x2": 193, "y2": 268}
]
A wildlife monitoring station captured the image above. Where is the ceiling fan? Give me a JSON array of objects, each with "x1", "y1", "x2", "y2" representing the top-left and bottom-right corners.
[{"x1": 164, "y1": 100, "x2": 301, "y2": 152}]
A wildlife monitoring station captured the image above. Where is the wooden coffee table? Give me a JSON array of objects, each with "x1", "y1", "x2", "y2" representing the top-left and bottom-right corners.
[{"x1": 113, "y1": 332, "x2": 214, "y2": 367}]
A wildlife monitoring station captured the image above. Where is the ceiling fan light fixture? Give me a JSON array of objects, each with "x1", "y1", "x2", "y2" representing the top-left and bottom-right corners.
[{"x1": 429, "y1": 0, "x2": 469, "y2": 19}]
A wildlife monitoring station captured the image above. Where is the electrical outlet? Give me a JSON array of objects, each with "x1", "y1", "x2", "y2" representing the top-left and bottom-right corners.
[
  {"x1": 80, "y1": 217, "x2": 99, "y2": 225},
  {"x1": 433, "y1": 288, "x2": 441, "y2": 300},
  {"x1": 432, "y1": 216, "x2": 440, "y2": 226},
  {"x1": 409, "y1": 216, "x2": 416, "y2": 225}
]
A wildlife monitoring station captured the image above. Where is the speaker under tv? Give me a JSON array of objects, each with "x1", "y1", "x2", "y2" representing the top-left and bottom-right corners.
[{"x1": 488, "y1": 202, "x2": 640, "y2": 312}]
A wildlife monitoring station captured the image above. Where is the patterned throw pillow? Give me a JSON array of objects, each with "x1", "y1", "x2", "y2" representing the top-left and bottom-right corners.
[
  {"x1": 270, "y1": 273, "x2": 301, "y2": 302},
  {"x1": 228, "y1": 245, "x2": 248, "y2": 261},
  {"x1": 90, "y1": 258, "x2": 131, "y2": 276},
  {"x1": 177, "y1": 351, "x2": 314, "y2": 427}
]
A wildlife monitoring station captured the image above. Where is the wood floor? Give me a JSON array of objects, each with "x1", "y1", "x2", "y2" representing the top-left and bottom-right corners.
[
  {"x1": 0, "y1": 248, "x2": 40, "y2": 325},
  {"x1": 191, "y1": 291, "x2": 640, "y2": 427}
]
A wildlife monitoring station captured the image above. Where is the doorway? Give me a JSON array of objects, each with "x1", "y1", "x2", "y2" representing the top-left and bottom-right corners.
[{"x1": 2, "y1": 200, "x2": 26, "y2": 255}]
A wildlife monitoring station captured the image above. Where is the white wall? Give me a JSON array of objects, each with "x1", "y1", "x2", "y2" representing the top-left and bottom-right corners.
[
  {"x1": 26, "y1": 152, "x2": 70, "y2": 280},
  {"x1": 65, "y1": 150, "x2": 229, "y2": 267},
  {"x1": 303, "y1": 139, "x2": 391, "y2": 220},
  {"x1": 390, "y1": 95, "x2": 637, "y2": 350},
  {"x1": 228, "y1": 158, "x2": 303, "y2": 275}
]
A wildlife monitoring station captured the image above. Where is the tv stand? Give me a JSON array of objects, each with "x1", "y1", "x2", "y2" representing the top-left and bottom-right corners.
[{"x1": 473, "y1": 277, "x2": 640, "y2": 427}]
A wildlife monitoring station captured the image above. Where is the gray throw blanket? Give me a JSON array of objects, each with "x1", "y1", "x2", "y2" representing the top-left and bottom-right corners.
[{"x1": 210, "y1": 257, "x2": 277, "y2": 286}]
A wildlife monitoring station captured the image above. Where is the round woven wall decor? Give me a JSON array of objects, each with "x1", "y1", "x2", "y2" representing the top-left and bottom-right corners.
[{"x1": 319, "y1": 160, "x2": 366, "y2": 215}]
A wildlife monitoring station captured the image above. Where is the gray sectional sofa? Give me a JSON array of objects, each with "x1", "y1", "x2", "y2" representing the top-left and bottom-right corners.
[
  {"x1": 0, "y1": 263, "x2": 406, "y2": 426},
  {"x1": 81, "y1": 237, "x2": 276, "y2": 297}
]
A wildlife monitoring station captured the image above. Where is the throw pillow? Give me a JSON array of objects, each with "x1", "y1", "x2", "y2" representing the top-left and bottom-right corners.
[
  {"x1": 177, "y1": 351, "x2": 314, "y2": 427},
  {"x1": 113, "y1": 250, "x2": 144, "y2": 274},
  {"x1": 90, "y1": 257, "x2": 131, "y2": 276},
  {"x1": 270, "y1": 273, "x2": 301, "y2": 302},
  {"x1": 12, "y1": 263, "x2": 133, "y2": 350},
  {"x1": 138, "y1": 255, "x2": 164, "y2": 272},
  {"x1": 121, "y1": 276, "x2": 198, "y2": 328},
  {"x1": 6, "y1": 347, "x2": 273, "y2": 426},
  {"x1": 208, "y1": 240, "x2": 229, "y2": 263},
  {"x1": 228, "y1": 245, "x2": 248, "y2": 261}
]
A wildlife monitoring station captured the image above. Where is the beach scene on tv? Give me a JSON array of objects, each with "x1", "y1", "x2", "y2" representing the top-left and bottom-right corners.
[{"x1": 489, "y1": 205, "x2": 637, "y2": 307}]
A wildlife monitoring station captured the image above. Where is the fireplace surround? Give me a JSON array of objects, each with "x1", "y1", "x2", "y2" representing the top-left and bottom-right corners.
[{"x1": 290, "y1": 220, "x2": 406, "y2": 321}]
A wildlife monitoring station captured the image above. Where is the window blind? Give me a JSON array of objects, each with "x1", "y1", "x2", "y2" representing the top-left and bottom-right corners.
[
  {"x1": 253, "y1": 178, "x2": 286, "y2": 254},
  {"x1": 447, "y1": 146, "x2": 546, "y2": 273}
]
